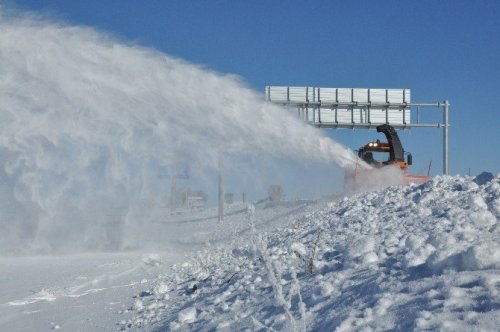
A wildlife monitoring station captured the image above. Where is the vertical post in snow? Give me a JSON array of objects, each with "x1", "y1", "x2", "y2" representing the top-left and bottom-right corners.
[
  {"x1": 443, "y1": 100, "x2": 449, "y2": 175},
  {"x1": 218, "y1": 155, "x2": 224, "y2": 223},
  {"x1": 170, "y1": 176, "x2": 176, "y2": 214}
]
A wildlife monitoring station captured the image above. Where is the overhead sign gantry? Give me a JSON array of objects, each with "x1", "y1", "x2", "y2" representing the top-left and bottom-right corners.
[{"x1": 265, "y1": 86, "x2": 450, "y2": 174}]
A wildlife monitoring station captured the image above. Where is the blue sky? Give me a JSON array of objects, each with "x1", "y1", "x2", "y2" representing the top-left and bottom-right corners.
[{"x1": 8, "y1": 0, "x2": 500, "y2": 175}]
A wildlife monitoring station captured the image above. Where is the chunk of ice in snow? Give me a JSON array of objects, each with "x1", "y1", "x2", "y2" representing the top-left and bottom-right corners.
[
  {"x1": 494, "y1": 198, "x2": 500, "y2": 215},
  {"x1": 405, "y1": 243, "x2": 436, "y2": 267},
  {"x1": 469, "y1": 195, "x2": 487, "y2": 211},
  {"x1": 405, "y1": 235, "x2": 427, "y2": 251},
  {"x1": 461, "y1": 242, "x2": 500, "y2": 270},
  {"x1": 362, "y1": 251, "x2": 379, "y2": 264},
  {"x1": 347, "y1": 236, "x2": 376, "y2": 258},
  {"x1": 469, "y1": 210, "x2": 496, "y2": 227},
  {"x1": 134, "y1": 299, "x2": 144, "y2": 311},
  {"x1": 153, "y1": 282, "x2": 169, "y2": 296},
  {"x1": 290, "y1": 242, "x2": 307, "y2": 258},
  {"x1": 320, "y1": 282, "x2": 335, "y2": 296},
  {"x1": 178, "y1": 307, "x2": 197, "y2": 323}
]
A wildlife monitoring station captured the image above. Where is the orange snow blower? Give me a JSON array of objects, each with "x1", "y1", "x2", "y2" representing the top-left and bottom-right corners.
[{"x1": 345, "y1": 124, "x2": 429, "y2": 190}]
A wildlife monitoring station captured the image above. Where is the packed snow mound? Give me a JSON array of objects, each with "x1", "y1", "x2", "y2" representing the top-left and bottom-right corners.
[{"x1": 124, "y1": 175, "x2": 499, "y2": 331}]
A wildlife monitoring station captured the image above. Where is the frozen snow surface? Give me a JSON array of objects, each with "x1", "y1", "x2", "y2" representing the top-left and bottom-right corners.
[
  {"x1": 123, "y1": 174, "x2": 499, "y2": 331},
  {"x1": 1, "y1": 174, "x2": 499, "y2": 331}
]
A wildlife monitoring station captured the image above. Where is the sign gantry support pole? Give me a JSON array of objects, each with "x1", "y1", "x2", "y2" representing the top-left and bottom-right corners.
[
  {"x1": 218, "y1": 154, "x2": 224, "y2": 223},
  {"x1": 443, "y1": 100, "x2": 450, "y2": 175}
]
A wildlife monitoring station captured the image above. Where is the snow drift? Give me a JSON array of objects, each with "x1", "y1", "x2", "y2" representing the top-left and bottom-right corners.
[
  {"x1": 0, "y1": 12, "x2": 365, "y2": 254},
  {"x1": 126, "y1": 174, "x2": 499, "y2": 331}
]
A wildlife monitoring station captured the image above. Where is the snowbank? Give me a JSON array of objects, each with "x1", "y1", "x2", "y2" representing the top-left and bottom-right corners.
[{"x1": 124, "y1": 175, "x2": 499, "y2": 331}]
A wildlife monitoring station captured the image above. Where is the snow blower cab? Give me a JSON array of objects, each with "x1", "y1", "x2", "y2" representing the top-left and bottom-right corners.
[
  {"x1": 345, "y1": 124, "x2": 429, "y2": 191},
  {"x1": 358, "y1": 124, "x2": 411, "y2": 172}
]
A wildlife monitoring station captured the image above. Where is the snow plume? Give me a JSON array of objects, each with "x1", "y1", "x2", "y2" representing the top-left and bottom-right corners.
[
  {"x1": 0, "y1": 12, "x2": 364, "y2": 254},
  {"x1": 344, "y1": 165, "x2": 407, "y2": 194}
]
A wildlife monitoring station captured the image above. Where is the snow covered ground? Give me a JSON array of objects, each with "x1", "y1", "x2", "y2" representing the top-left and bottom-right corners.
[
  {"x1": 1, "y1": 174, "x2": 498, "y2": 331},
  {"x1": 0, "y1": 199, "x2": 321, "y2": 331},
  {"x1": 123, "y1": 174, "x2": 499, "y2": 331},
  {"x1": 0, "y1": 252, "x2": 176, "y2": 331}
]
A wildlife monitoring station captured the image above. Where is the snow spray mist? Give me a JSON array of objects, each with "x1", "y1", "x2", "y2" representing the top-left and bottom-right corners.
[{"x1": 0, "y1": 13, "x2": 365, "y2": 253}]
